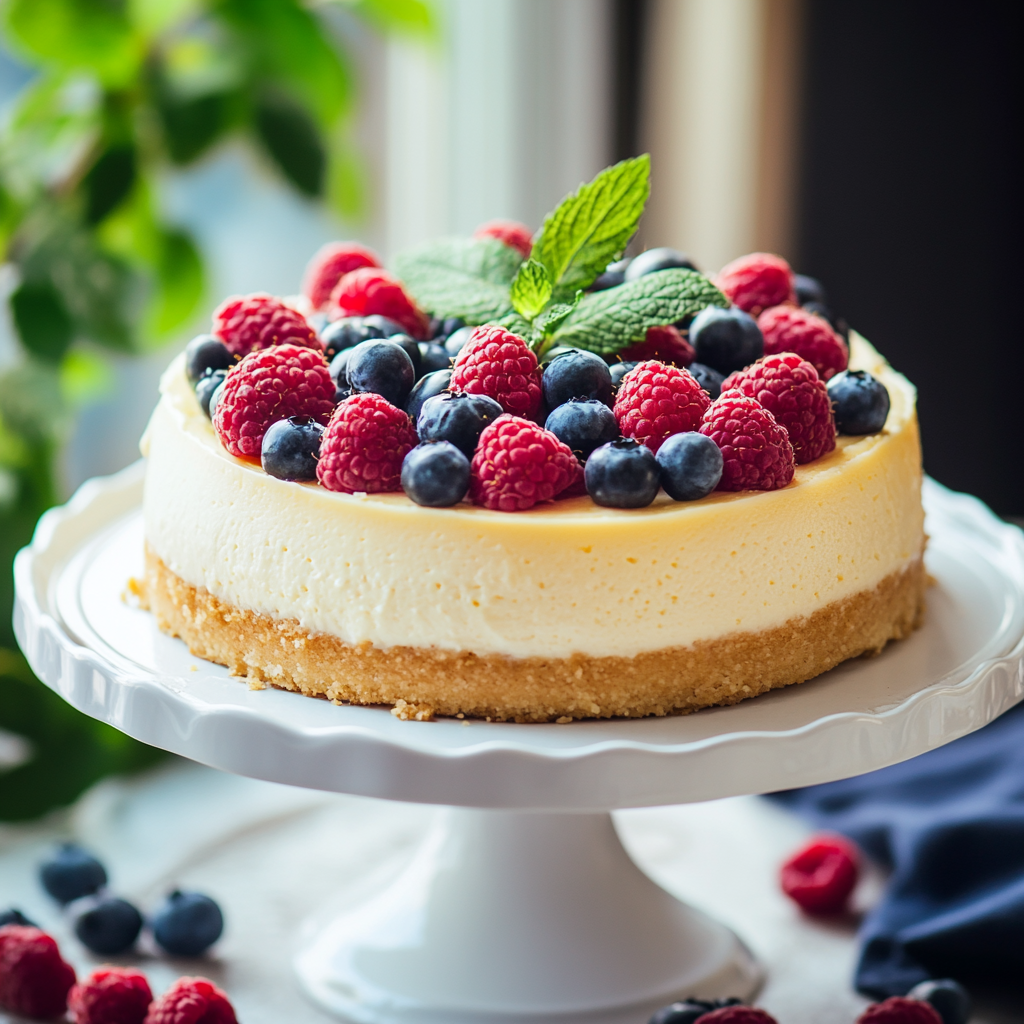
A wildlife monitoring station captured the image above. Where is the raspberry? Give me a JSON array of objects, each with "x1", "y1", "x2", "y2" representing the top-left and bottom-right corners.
[
  {"x1": 617, "y1": 325, "x2": 695, "y2": 367},
  {"x1": 212, "y1": 293, "x2": 321, "y2": 358},
  {"x1": 328, "y1": 267, "x2": 430, "y2": 339},
  {"x1": 857, "y1": 997, "x2": 944, "y2": 1024},
  {"x1": 316, "y1": 392, "x2": 417, "y2": 494},
  {"x1": 699, "y1": 391, "x2": 795, "y2": 491},
  {"x1": 69, "y1": 966, "x2": 153, "y2": 1024},
  {"x1": 213, "y1": 344, "x2": 335, "y2": 460},
  {"x1": 613, "y1": 361, "x2": 711, "y2": 454},
  {"x1": 722, "y1": 354, "x2": 835, "y2": 464},
  {"x1": 716, "y1": 252, "x2": 796, "y2": 316},
  {"x1": 470, "y1": 414, "x2": 578, "y2": 512},
  {"x1": 758, "y1": 305, "x2": 849, "y2": 381},
  {"x1": 302, "y1": 242, "x2": 381, "y2": 310},
  {"x1": 699, "y1": 1009, "x2": 780, "y2": 1024},
  {"x1": 780, "y1": 833, "x2": 860, "y2": 914},
  {"x1": 0, "y1": 924, "x2": 76, "y2": 1019},
  {"x1": 450, "y1": 325, "x2": 543, "y2": 419},
  {"x1": 473, "y1": 219, "x2": 533, "y2": 259},
  {"x1": 143, "y1": 976, "x2": 236, "y2": 1024}
]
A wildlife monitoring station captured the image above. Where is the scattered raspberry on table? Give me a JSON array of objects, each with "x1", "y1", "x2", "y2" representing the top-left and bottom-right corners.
[
  {"x1": 143, "y1": 976, "x2": 237, "y2": 1024},
  {"x1": 613, "y1": 361, "x2": 711, "y2": 454},
  {"x1": 715, "y1": 252, "x2": 796, "y2": 316},
  {"x1": 450, "y1": 325, "x2": 543, "y2": 419},
  {"x1": 0, "y1": 924, "x2": 77, "y2": 1019},
  {"x1": 212, "y1": 293, "x2": 321, "y2": 357},
  {"x1": 302, "y1": 242, "x2": 381, "y2": 310},
  {"x1": 329, "y1": 267, "x2": 430, "y2": 339},
  {"x1": 69, "y1": 966, "x2": 153, "y2": 1024},
  {"x1": 780, "y1": 833, "x2": 860, "y2": 914},
  {"x1": 856, "y1": 996, "x2": 944, "y2": 1024},
  {"x1": 473, "y1": 218, "x2": 534, "y2": 259},
  {"x1": 617, "y1": 324, "x2": 695, "y2": 367},
  {"x1": 758, "y1": 305, "x2": 849, "y2": 381}
]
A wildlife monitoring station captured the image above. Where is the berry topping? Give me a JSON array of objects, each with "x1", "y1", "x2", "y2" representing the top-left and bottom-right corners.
[
  {"x1": 689, "y1": 306, "x2": 764, "y2": 376},
  {"x1": 40, "y1": 842, "x2": 107, "y2": 904},
  {"x1": 906, "y1": 980, "x2": 972, "y2": 1024},
  {"x1": 143, "y1": 976, "x2": 237, "y2": 1024},
  {"x1": 213, "y1": 344, "x2": 335, "y2": 460},
  {"x1": 590, "y1": 258, "x2": 630, "y2": 291},
  {"x1": 723, "y1": 353, "x2": 836, "y2": 464},
  {"x1": 436, "y1": 316, "x2": 466, "y2": 339},
  {"x1": 345, "y1": 339, "x2": 416, "y2": 408},
  {"x1": 212, "y1": 293, "x2": 321, "y2": 357},
  {"x1": 617, "y1": 324, "x2": 695, "y2": 367},
  {"x1": 419, "y1": 341, "x2": 451, "y2": 375},
  {"x1": 196, "y1": 369, "x2": 227, "y2": 419},
  {"x1": 450, "y1": 324, "x2": 543, "y2": 419},
  {"x1": 317, "y1": 393, "x2": 417, "y2": 494},
  {"x1": 624, "y1": 247, "x2": 699, "y2": 279},
  {"x1": 473, "y1": 219, "x2": 533, "y2": 259},
  {"x1": 406, "y1": 368, "x2": 453, "y2": 422},
  {"x1": 649, "y1": 1001, "x2": 713, "y2": 1024},
  {"x1": 74, "y1": 896, "x2": 143, "y2": 955},
  {"x1": 261, "y1": 416, "x2": 324, "y2": 481},
  {"x1": 827, "y1": 369, "x2": 891, "y2": 434},
  {"x1": 780, "y1": 833, "x2": 859, "y2": 914},
  {"x1": 688, "y1": 361, "x2": 725, "y2": 400},
  {"x1": 585, "y1": 438, "x2": 660, "y2": 508},
  {"x1": 758, "y1": 305, "x2": 848, "y2": 380},
  {"x1": 698, "y1": 1009, "x2": 778, "y2": 1024},
  {"x1": 320, "y1": 316, "x2": 389, "y2": 362},
  {"x1": 469, "y1": 415, "x2": 578, "y2": 512},
  {"x1": 0, "y1": 910, "x2": 35, "y2": 928},
  {"x1": 185, "y1": 335, "x2": 234, "y2": 385},
  {"x1": 444, "y1": 325, "x2": 474, "y2": 358},
  {"x1": 402, "y1": 442, "x2": 471, "y2": 507},
  {"x1": 542, "y1": 349, "x2": 613, "y2": 408},
  {"x1": 609, "y1": 360, "x2": 640, "y2": 390},
  {"x1": 856, "y1": 997, "x2": 944, "y2": 1024},
  {"x1": 545, "y1": 398, "x2": 619, "y2": 461},
  {"x1": 329, "y1": 267, "x2": 430, "y2": 339},
  {"x1": 417, "y1": 391, "x2": 502, "y2": 457},
  {"x1": 302, "y1": 241, "x2": 381, "y2": 310},
  {"x1": 656, "y1": 432, "x2": 724, "y2": 501},
  {"x1": 69, "y1": 966, "x2": 153, "y2": 1024},
  {"x1": 794, "y1": 273, "x2": 827, "y2": 307},
  {"x1": 613, "y1": 361, "x2": 711, "y2": 454},
  {"x1": 0, "y1": 925, "x2": 76, "y2": 1019},
  {"x1": 715, "y1": 252, "x2": 796, "y2": 315},
  {"x1": 151, "y1": 890, "x2": 224, "y2": 957},
  {"x1": 387, "y1": 333, "x2": 422, "y2": 378},
  {"x1": 699, "y1": 391, "x2": 795, "y2": 491}
]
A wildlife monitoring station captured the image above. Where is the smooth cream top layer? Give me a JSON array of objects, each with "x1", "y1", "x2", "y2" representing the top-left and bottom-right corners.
[{"x1": 141, "y1": 334, "x2": 924, "y2": 660}]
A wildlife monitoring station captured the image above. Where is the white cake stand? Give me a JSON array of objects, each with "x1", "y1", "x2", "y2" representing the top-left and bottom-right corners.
[{"x1": 14, "y1": 464, "x2": 1024, "y2": 1024}]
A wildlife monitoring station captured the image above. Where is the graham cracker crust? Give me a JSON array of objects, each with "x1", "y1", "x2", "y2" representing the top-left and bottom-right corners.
[{"x1": 140, "y1": 549, "x2": 925, "y2": 723}]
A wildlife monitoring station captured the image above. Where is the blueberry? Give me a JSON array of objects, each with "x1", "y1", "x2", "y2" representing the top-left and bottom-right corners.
[
  {"x1": 39, "y1": 843, "x2": 107, "y2": 904},
  {"x1": 261, "y1": 417, "x2": 324, "y2": 481},
  {"x1": 590, "y1": 258, "x2": 631, "y2": 291},
  {"x1": 196, "y1": 369, "x2": 227, "y2": 418},
  {"x1": 74, "y1": 896, "x2": 143, "y2": 955},
  {"x1": 542, "y1": 349, "x2": 613, "y2": 408},
  {"x1": 648, "y1": 1000, "x2": 715, "y2": 1024},
  {"x1": 609, "y1": 361, "x2": 640, "y2": 390},
  {"x1": 0, "y1": 908, "x2": 36, "y2": 928},
  {"x1": 346, "y1": 339, "x2": 416, "y2": 408},
  {"x1": 907, "y1": 979, "x2": 972, "y2": 1024},
  {"x1": 329, "y1": 347, "x2": 353, "y2": 385},
  {"x1": 335, "y1": 385, "x2": 352, "y2": 404},
  {"x1": 427, "y1": 315, "x2": 443, "y2": 339},
  {"x1": 417, "y1": 392, "x2": 502, "y2": 457},
  {"x1": 687, "y1": 361, "x2": 725, "y2": 400},
  {"x1": 441, "y1": 316, "x2": 466, "y2": 338},
  {"x1": 362, "y1": 314, "x2": 405, "y2": 337},
  {"x1": 624, "y1": 247, "x2": 698, "y2": 281},
  {"x1": 585, "y1": 439, "x2": 660, "y2": 508},
  {"x1": 794, "y1": 273, "x2": 828, "y2": 307},
  {"x1": 208, "y1": 378, "x2": 227, "y2": 421},
  {"x1": 321, "y1": 317, "x2": 382, "y2": 362},
  {"x1": 540, "y1": 345, "x2": 580, "y2": 367},
  {"x1": 152, "y1": 890, "x2": 224, "y2": 957},
  {"x1": 444, "y1": 326, "x2": 474, "y2": 357},
  {"x1": 418, "y1": 342, "x2": 451, "y2": 376},
  {"x1": 545, "y1": 399, "x2": 619, "y2": 461},
  {"x1": 386, "y1": 333, "x2": 422, "y2": 378},
  {"x1": 401, "y1": 442, "x2": 471, "y2": 507},
  {"x1": 689, "y1": 306, "x2": 764, "y2": 375},
  {"x1": 406, "y1": 369, "x2": 452, "y2": 423},
  {"x1": 657, "y1": 432, "x2": 723, "y2": 500},
  {"x1": 185, "y1": 335, "x2": 233, "y2": 385},
  {"x1": 827, "y1": 370, "x2": 890, "y2": 434}
]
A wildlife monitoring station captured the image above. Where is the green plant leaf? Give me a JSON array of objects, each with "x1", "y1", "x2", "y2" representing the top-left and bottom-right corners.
[
  {"x1": 147, "y1": 228, "x2": 204, "y2": 338},
  {"x1": 0, "y1": 361, "x2": 70, "y2": 445},
  {"x1": 532, "y1": 154, "x2": 650, "y2": 302},
  {"x1": 340, "y1": 0, "x2": 437, "y2": 38},
  {"x1": 156, "y1": 89, "x2": 233, "y2": 165},
  {"x1": 10, "y1": 281, "x2": 74, "y2": 364},
  {"x1": 60, "y1": 348, "x2": 114, "y2": 406},
  {"x1": 127, "y1": 0, "x2": 199, "y2": 39},
  {"x1": 254, "y1": 89, "x2": 326, "y2": 197},
  {"x1": 393, "y1": 237, "x2": 521, "y2": 323},
  {"x1": 533, "y1": 295, "x2": 580, "y2": 339},
  {"x1": 509, "y1": 259, "x2": 552, "y2": 322},
  {"x1": 82, "y1": 144, "x2": 136, "y2": 224},
  {"x1": 552, "y1": 269, "x2": 727, "y2": 355}
]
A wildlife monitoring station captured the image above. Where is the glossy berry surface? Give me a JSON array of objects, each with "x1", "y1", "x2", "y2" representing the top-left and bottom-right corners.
[
  {"x1": 473, "y1": 218, "x2": 533, "y2": 259},
  {"x1": 419, "y1": 341, "x2": 451, "y2": 375},
  {"x1": 450, "y1": 324, "x2": 543, "y2": 419},
  {"x1": 439, "y1": 316, "x2": 466, "y2": 338},
  {"x1": 185, "y1": 335, "x2": 233, "y2": 384},
  {"x1": 698, "y1": 1009, "x2": 778, "y2": 1024},
  {"x1": 329, "y1": 267, "x2": 430, "y2": 339},
  {"x1": 302, "y1": 241, "x2": 380, "y2": 310},
  {"x1": 780, "y1": 833, "x2": 859, "y2": 914},
  {"x1": 545, "y1": 399, "x2": 619, "y2": 461},
  {"x1": 656, "y1": 432, "x2": 723, "y2": 501},
  {"x1": 417, "y1": 392, "x2": 502, "y2": 457},
  {"x1": 715, "y1": 252, "x2": 795, "y2": 316},
  {"x1": 585, "y1": 438, "x2": 660, "y2": 508},
  {"x1": 406, "y1": 368, "x2": 452, "y2": 422},
  {"x1": 196, "y1": 369, "x2": 227, "y2": 419},
  {"x1": 387, "y1": 333, "x2": 422, "y2": 378},
  {"x1": 618, "y1": 325, "x2": 695, "y2": 367},
  {"x1": 542, "y1": 349, "x2": 613, "y2": 408},
  {"x1": 212, "y1": 293, "x2": 321, "y2": 357},
  {"x1": 74, "y1": 897, "x2": 143, "y2": 955},
  {"x1": 758, "y1": 305, "x2": 848, "y2": 380},
  {"x1": 688, "y1": 362, "x2": 725, "y2": 400},
  {"x1": 613, "y1": 361, "x2": 711, "y2": 454},
  {"x1": 648, "y1": 1001, "x2": 712, "y2": 1024},
  {"x1": 39, "y1": 843, "x2": 107, "y2": 904},
  {"x1": 68, "y1": 966, "x2": 153, "y2": 1024},
  {"x1": 609, "y1": 361, "x2": 640, "y2": 389},
  {"x1": 0, "y1": 925, "x2": 77, "y2": 1019},
  {"x1": 0, "y1": 909, "x2": 35, "y2": 928},
  {"x1": 857, "y1": 997, "x2": 943, "y2": 1024},
  {"x1": 401, "y1": 442, "x2": 471, "y2": 507},
  {"x1": 152, "y1": 890, "x2": 224, "y2": 957},
  {"x1": 906, "y1": 980, "x2": 972, "y2": 1024},
  {"x1": 143, "y1": 975, "x2": 237, "y2": 1024},
  {"x1": 794, "y1": 273, "x2": 827, "y2": 307},
  {"x1": 346, "y1": 339, "x2": 416, "y2": 409},
  {"x1": 361, "y1": 314, "x2": 406, "y2": 337},
  {"x1": 689, "y1": 306, "x2": 764, "y2": 376},
  {"x1": 261, "y1": 417, "x2": 324, "y2": 481},
  {"x1": 320, "y1": 317, "x2": 385, "y2": 362},
  {"x1": 590, "y1": 258, "x2": 630, "y2": 291},
  {"x1": 827, "y1": 369, "x2": 891, "y2": 434},
  {"x1": 624, "y1": 247, "x2": 698, "y2": 279},
  {"x1": 444, "y1": 326, "x2": 474, "y2": 357}
]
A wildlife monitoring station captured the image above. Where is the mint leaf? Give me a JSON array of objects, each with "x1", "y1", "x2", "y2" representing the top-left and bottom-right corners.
[
  {"x1": 532, "y1": 155, "x2": 650, "y2": 302},
  {"x1": 492, "y1": 310, "x2": 532, "y2": 337},
  {"x1": 533, "y1": 295, "x2": 580, "y2": 338},
  {"x1": 392, "y1": 236, "x2": 521, "y2": 323},
  {"x1": 509, "y1": 259, "x2": 552, "y2": 321},
  {"x1": 552, "y1": 270, "x2": 727, "y2": 355}
]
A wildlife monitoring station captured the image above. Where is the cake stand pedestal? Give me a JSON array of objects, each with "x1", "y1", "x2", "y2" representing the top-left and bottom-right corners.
[{"x1": 14, "y1": 465, "x2": 1024, "y2": 1024}]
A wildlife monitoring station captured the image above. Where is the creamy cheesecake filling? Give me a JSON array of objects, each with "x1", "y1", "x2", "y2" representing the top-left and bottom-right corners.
[{"x1": 140, "y1": 333, "x2": 924, "y2": 660}]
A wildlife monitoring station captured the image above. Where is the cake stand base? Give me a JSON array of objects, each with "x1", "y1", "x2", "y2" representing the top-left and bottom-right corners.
[{"x1": 295, "y1": 808, "x2": 760, "y2": 1023}]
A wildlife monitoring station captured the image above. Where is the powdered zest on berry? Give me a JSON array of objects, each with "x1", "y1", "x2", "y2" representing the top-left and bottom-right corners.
[
  {"x1": 758, "y1": 305, "x2": 848, "y2": 381},
  {"x1": 613, "y1": 361, "x2": 710, "y2": 453},
  {"x1": 716, "y1": 252, "x2": 796, "y2": 316},
  {"x1": 470, "y1": 415, "x2": 578, "y2": 511},
  {"x1": 212, "y1": 293, "x2": 321, "y2": 357},
  {"x1": 144, "y1": 976, "x2": 236, "y2": 1024},
  {"x1": 473, "y1": 219, "x2": 533, "y2": 259},
  {"x1": 780, "y1": 833, "x2": 859, "y2": 915},
  {"x1": 617, "y1": 324, "x2": 695, "y2": 367},
  {"x1": 329, "y1": 267, "x2": 430, "y2": 339},
  {"x1": 303, "y1": 242, "x2": 381, "y2": 310},
  {"x1": 450, "y1": 325, "x2": 543, "y2": 419},
  {"x1": 69, "y1": 966, "x2": 153, "y2": 1024},
  {"x1": 0, "y1": 924, "x2": 76, "y2": 1019},
  {"x1": 856, "y1": 996, "x2": 944, "y2": 1024},
  {"x1": 317, "y1": 392, "x2": 417, "y2": 494}
]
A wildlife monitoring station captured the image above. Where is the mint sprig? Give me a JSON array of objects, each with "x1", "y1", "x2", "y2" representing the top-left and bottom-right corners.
[{"x1": 509, "y1": 258, "x2": 552, "y2": 321}]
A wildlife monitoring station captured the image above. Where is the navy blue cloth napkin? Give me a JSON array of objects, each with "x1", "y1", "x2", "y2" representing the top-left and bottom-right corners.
[{"x1": 770, "y1": 700, "x2": 1024, "y2": 998}]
